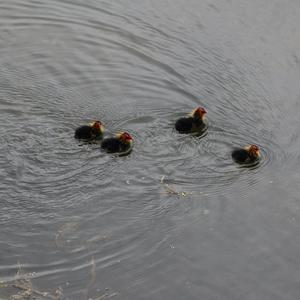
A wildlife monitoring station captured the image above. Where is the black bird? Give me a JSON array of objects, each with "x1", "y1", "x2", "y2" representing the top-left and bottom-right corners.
[
  {"x1": 175, "y1": 107, "x2": 207, "y2": 134},
  {"x1": 74, "y1": 121, "x2": 104, "y2": 140},
  {"x1": 231, "y1": 145, "x2": 260, "y2": 164},
  {"x1": 101, "y1": 132, "x2": 133, "y2": 155}
]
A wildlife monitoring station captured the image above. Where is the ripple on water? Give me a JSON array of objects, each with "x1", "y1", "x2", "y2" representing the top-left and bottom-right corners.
[
  {"x1": 0, "y1": 0, "x2": 292, "y2": 297},
  {"x1": 106, "y1": 97, "x2": 281, "y2": 201}
]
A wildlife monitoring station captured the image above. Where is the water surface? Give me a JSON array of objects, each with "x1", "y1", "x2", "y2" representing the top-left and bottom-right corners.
[{"x1": 1, "y1": 0, "x2": 300, "y2": 299}]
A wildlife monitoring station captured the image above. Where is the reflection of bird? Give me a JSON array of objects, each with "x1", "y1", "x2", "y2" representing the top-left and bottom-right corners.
[
  {"x1": 175, "y1": 107, "x2": 207, "y2": 134},
  {"x1": 231, "y1": 145, "x2": 260, "y2": 164},
  {"x1": 74, "y1": 121, "x2": 104, "y2": 140},
  {"x1": 101, "y1": 132, "x2": 133, "y2": 155}
]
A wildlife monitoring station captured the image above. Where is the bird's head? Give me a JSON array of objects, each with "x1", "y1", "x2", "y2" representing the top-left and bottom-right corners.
[
  {"x1": 190, "y1": 107, "x2": 207, "y2": 119},
  {"x1": 245, "y1": 144, "x2": 260, "y2": 158},
  {"x1": 116, "y1": 132, "x2": 133, "y2": 144},
  {"x1": 90, "y1": 121, "x2": 105, "y2": 134}
]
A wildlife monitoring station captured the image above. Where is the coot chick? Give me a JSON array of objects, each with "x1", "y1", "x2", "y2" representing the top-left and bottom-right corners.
[
  {"x1": 101, "y1": 132, "x2": 133, "y2": 155},
  {"x1": 74, "y1": 121, "x2": 104, "y2": 140},
  {"x1": 175, "y1": 107, "x2": 207, "y2": 134},
  {"x1": 231, "y1": 145, "x2": 260, "y2": 165}
]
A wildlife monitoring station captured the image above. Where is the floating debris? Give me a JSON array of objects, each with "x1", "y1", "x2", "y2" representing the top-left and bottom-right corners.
[
  {"x1": 1, "y1": 263, "x2": 63, "y2": 300},
  {"x1": 160, "y1": 176, "x2": 191, "y2": 197}
]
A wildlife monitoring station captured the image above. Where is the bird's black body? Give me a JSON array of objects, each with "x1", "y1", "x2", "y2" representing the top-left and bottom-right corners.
[
  {"x1": 175, "y1": 117, "x2": 206, "y2": 134},
  {"x1": 74, "y1": 125, "x2": 103, "y2": 140},
  {"x1": 231, "y1": 149, "x2": 259, "y2": 164},
  {"x1": 101, "y1": 138, "x2": 132, "y2": 154}
]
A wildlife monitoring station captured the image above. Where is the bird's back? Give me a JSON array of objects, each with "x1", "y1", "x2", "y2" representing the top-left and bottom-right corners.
[
  {"x1": 175, "y1": 117, "x2": 193, "y2": 133},
  {"x1": 101, "y1": 138, "x2": 122, "y2": 153},
  {"x1": 75, "y1": 125, "x2": 92, "y2": 139},
  {"x1": 231, "y1": 149, "x2": 249, "y2": 163}
]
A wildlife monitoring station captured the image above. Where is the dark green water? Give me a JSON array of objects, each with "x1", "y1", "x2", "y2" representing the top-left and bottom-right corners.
[{"x1": 1, "y1": 0, "x2": 300, "y2": 299}]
